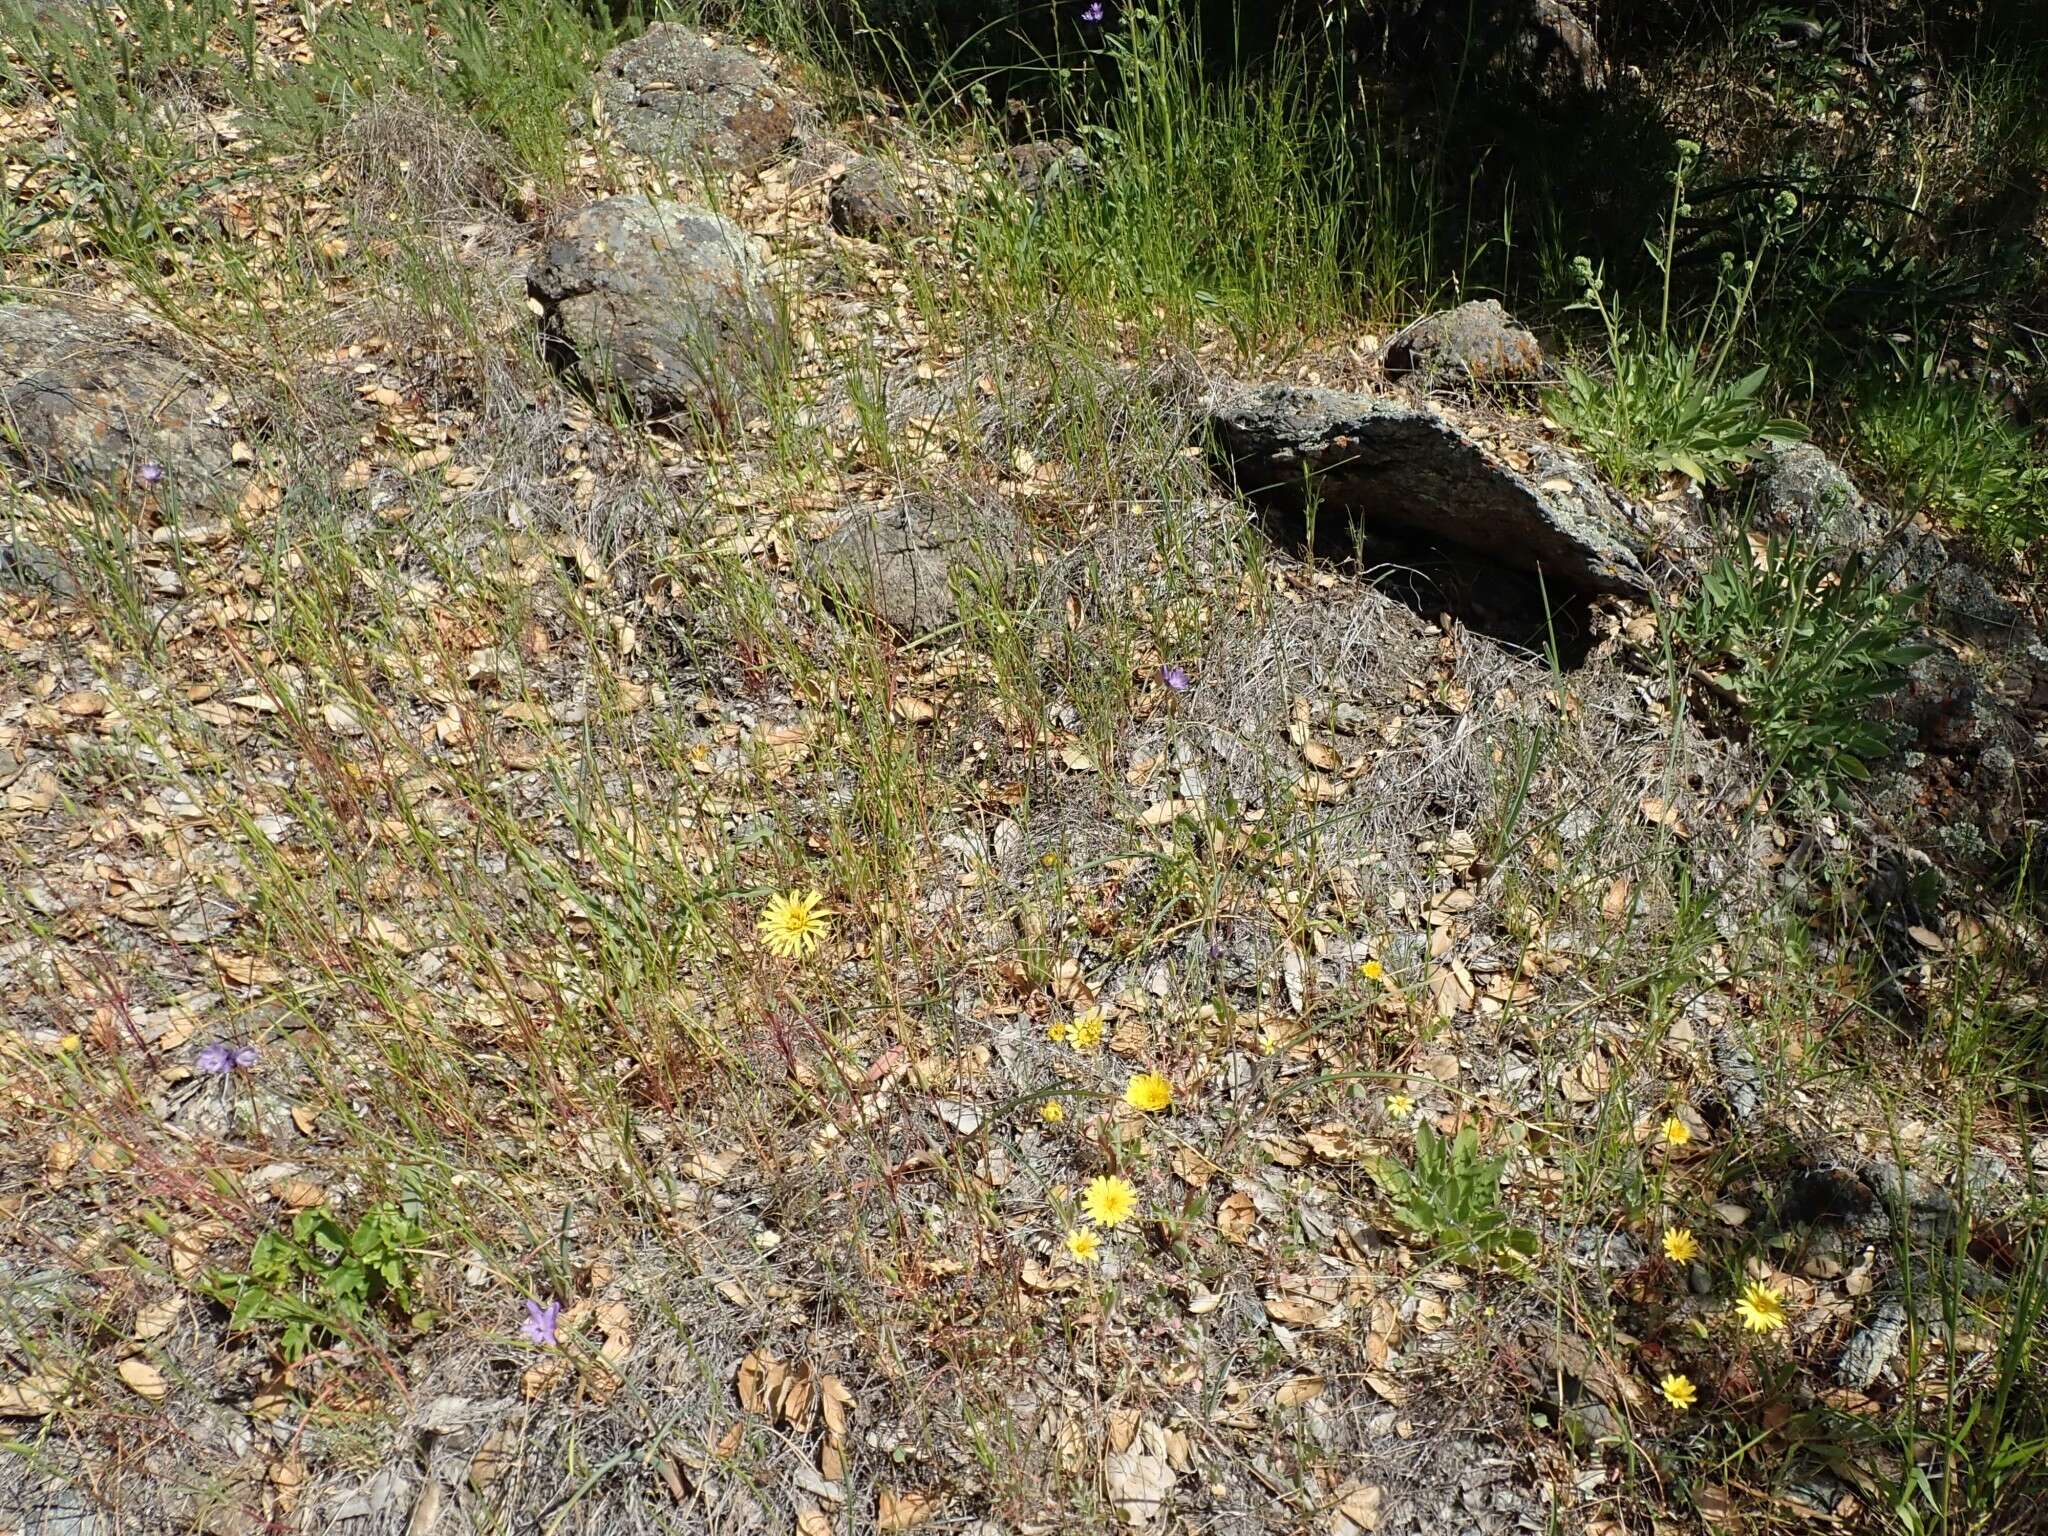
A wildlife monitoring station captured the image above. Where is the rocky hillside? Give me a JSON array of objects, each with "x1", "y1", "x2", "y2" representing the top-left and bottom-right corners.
[{"x1": 2, "y1": 5, "x2": 2044, "y2": 1535}]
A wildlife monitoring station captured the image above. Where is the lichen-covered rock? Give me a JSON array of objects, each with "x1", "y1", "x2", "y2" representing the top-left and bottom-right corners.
[
  {"x1": 0, "y1": 301, "x2": 243, "y2": 507},
  {"x1": 1205, "y1": 383, "x2": 1649, "y2": 597},
  {"x1": 528, "y1": 197, "x2": 784, "y2": 421},
  {"x1": 592, "y1": 24, "x2": 798, "y2": 172},
  {"x1": 829, "y1": 157, "x2": 921, "y2": 241},
  {"x1": 1753, "y1": 442, "x2": 1886, "y2": 554},
  {"x1": 811, "y1": 498, "x2": 1019, "y2": 635},
  {"x1": 1382, "y1": 299, "x2": 1543, "y2": 386}
]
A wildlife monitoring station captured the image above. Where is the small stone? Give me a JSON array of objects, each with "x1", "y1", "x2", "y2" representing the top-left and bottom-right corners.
[
  {"x1": 999, "y1": 140, "x2": 1094, "y2": 200},
  {"x1": 0, "y1": 539, "x2": 80, "y2": 598},
  {"x1": 811, "y1": 498, "x2": 1019, "y2": 635},
  {"x1": 1836, "y1": 1298, "x2": 1909, "y2": 1389},
  {"x1": 528, "y1": 197, "x2": 784, "y2": 421},
  {"x1": 1752, "y1": 442, "x2": 1885, "y2": 555},
  {"x1": 0, "y1": 302, "x2": 245, "y2": 507},
  {"x1": 591, "y1": 25, "x2": 798, "y2": 172},
  {"x1": 829, "y1": 156, "x2": 921, "y2": 241},
  {"x1": 1382, "y1": 300, "x2": 1543, "y2": 387}
]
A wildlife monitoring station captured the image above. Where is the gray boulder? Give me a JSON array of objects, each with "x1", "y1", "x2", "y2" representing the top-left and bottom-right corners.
[
  {"x1": 829, "y1": 157, "x2": 921, "y2": 241},
  {"x1": 529, "y1": 197, "x2": 784, "y2": 421},
  {"x1": 593, "y1": 24, "x2": 798, "y2": 173},
  {"x1": 1382, "y1": 299, "x2": 1543, "y2": 387},
  {"x1": 0, "y1": 301, "x2": 243, "y2": 507},
  {"x1": 1753, "y1": 442, "x2": 1886, "y2": 554},
  {"x1": 1205, "y1": 383, "x2": 1649, "y2": 597},
  {"x1": 812, "y1": 499, "x2": 1019, "y2": 635}
]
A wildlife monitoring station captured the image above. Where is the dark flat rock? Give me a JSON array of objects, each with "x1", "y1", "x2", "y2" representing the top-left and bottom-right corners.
[{"x1": 1206, "y1": 383, "x2": 1649, "y2": 598}]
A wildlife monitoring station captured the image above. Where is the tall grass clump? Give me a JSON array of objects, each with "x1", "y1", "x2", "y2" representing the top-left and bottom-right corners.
[
  {"x1": 1852, "y1": 361, "x2": 2048, "y2": 557},
  {"x1": 249, "y1": 0, "x2": 620, "y2": 179},
  {"x1": 959, "y1": 4, "x2": 1433, "y2": 343}
]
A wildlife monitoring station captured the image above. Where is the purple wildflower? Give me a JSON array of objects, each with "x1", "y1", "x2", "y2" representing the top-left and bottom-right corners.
[
  {"x1": 196, "y1": 1040, "x2": 257, "y2": 1074},
  {"x1": 138, "y1": 462, "x2": 164, "y2": 486},
  {"x1": 1161, "y1": 663, "x2": 1191, "y2": 692},
  {"x1": 1081, "y1": 1, "x2": 1104, "y2": 21},
  {"x1": 522, "y1": 1299, "x2": 562, "y2": 1346}
]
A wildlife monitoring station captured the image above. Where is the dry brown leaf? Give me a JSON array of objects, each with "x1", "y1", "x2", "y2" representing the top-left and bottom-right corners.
[
  {"x1": 0, "y1": 1373, "x2": 62, "y2": 1418},
  {"x1": 1274, "y1": 1375, "x2": 1325, "y2": 1407},
  {"x1": 1105, "y1": 1444, "x2": 1174, "y2": 1528},
  {"x1": 877, "y1": 1488, "x2": 940, "y2": 1531},
  {"x1": 892, "y1": 695, "x2": 936, "y2": 724},
  {"x1": 820, "y1": 1374, "x2": 854, "y2": 1438},
  {"x1": 1138, "y1": 796, "x2": 1201, "y2": 827},
  {"x1": 1637, "y1": 796, "x2": 1690, "y2": 838},
  {"x1": 1599, "y1": 876, "x2": 1633, "y2": 923},
  {"x1": 133, "y1": 1297, "x2": 182, "y2": 1341},
  {"x1": 1330, "y1": 1482, "x2": 1384, "y2": 1535},
  {"x1": 117, "y1": 1357, "x2": 169, "y2": 1401},
  {"x1": 1216, "y1": 1191, "x2": 1258, "y2": 1243},
  {"x1": 273, "y1": 1177, "x2": 325, "y2": 1210}
]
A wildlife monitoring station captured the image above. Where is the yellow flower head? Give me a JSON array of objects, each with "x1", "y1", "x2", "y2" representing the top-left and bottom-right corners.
[
  {"x1": 1257, "y1": 1025, "x2": 1284, "y2": 1056},
  {"x1": 1065, "y1": 1227, "x2": 1101, "y2": 1263},
  {"x1": 1068, "y1": 1009, "x2": 1104, "y2": 1052},
  {"x1": 1046, "y1": 1019, "x2": 1070, "y2": 1044},
  {"x1": 1661, "y1": 1227, "x2": 1700, "y2": 1264},
  {"x1": 1386, "y1": 1093, "x2": 1415, "y2": 1119},
  {"x1": 757, "y1": 889, "x2": 830, "y2": 959},
  {"x1": 1039, "y1": 1100, "x2": 1066, "y2": 1124},
  {"x1": 1662, "y1": 1115, "x2": 1693, "y2": 1149},
  {"x1": 1081, "y1": 1174, "x2": 1138, "y2": 1228},
  {"x1": 1735, "y1": 1280, "x2": 1788, "y2": 1334},
  {"x1": 1124, "y1": 1073, "x2": 1172, "y2": 1113},
  {"x1": 1360, "y1": 960, "x2": 1385, "y2": 983},
  {"x1": 1659, "y1": 1372, "x2": 1697, "y2": 1411}
]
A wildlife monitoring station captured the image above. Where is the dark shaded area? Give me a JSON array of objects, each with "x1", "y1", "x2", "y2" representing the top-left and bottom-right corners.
[
  {"x1": 772, "y1": 0, "x2": 2048, "y2": 405},
  {"x1": 1352, "y1": 527, "x2": 1599, "y2": 666}
]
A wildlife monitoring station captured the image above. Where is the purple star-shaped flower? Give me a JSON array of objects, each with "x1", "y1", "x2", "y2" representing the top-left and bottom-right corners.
[
  {"x1": 1161, "y1": 663, "x2": 1191, "y2": 692},
  {"x1": 522, "y1": 1299, "x2": 562, "y2": 1346},
  {"x1": 196, "y1": 1041, "x2": 259, "y2": 1074},
  {"x1": 138, "y1": 462, "x2": 164, "y2": 486},
  {"x1": 1081, "y1": 1, "x2": 1104, "y2": 21}
]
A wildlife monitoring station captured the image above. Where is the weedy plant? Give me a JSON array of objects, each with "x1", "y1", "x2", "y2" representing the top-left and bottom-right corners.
[
  {"x1": 955, "y1": 4, "x2": 1433, "y2": 343},
  {"x1": 1376, "y1": 1122, "x2": 1539, "y2": 1266},
  {"x1": 1677, "y1": 538, "x2": 1926, "y2": 794},
  {"x1": 1853, "y1": 359, "x2": 2048, "y2": 556},
  {"x1": 206, "y1": 1201, "x2": 432, "y2": 1362},
  {"x1": 1546, "y1": 142, "x2": 1806, "y2": 489}
]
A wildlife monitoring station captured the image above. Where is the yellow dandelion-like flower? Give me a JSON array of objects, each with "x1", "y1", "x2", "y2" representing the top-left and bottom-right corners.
[
  {"x1": 1662, "y1": 1228, "x2": 1700, "y2": 1264},
  {"x1": 1735, "y1": 1280, "x2": 1788, "y2": 1334},
  {"x1": 1046, "y1": 1019, "x2": 1070, "y2": 1044},
  {"x1": 1124, "y1": 1073, "x2": 1172, "y2": 1113},
  {"x1": 1081, "y1": 1174, "x2": 1138, "y2": 1228},
  {"x1": 1065, "y1": 1228, "x2": 1101, "y2": 1263},
  {"x1": 1039, "y1": 1100, "x2": 1066, "y2": 1124},
  {"x1": 1659, "y1": 1373, "x2": 1697, "y2": 1411},
  {"x1": 1360, "y1": 960, "x2": 1385, "y2": 982},
  {"x1": 1068, "y1": 1009, "x2": 1104, "y2": 1052},
  {"x1": 1662, "y1": 1115, "x2": 1693, "y2": 1148},
  {"x1": 1386, "y1": 1093, "x2": 1415, "y2": 1119},
  {"x1": 756, "y1": 889, "x2": 830, "y2": 959}
]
